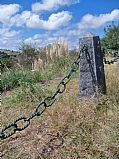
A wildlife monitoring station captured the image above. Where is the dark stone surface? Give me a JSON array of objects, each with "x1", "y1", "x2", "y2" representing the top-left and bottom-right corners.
[{"x1": 79, "y1": 33, "x2": 106, "y2": 99}]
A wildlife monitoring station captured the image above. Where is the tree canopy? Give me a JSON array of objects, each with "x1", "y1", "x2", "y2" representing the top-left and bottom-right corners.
[
  {"x1": 18, "y1": 43, "x2": 39, "y2": 69},
  {"x1": 101, "y1": 24, "x2": 119, "y2": 56}
]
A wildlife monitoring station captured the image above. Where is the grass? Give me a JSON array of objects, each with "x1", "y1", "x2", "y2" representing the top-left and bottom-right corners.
[
  {"x1": 4, "y1": 83, "x2": 52, "y2": 106},
  {"x1": 0, "y1": 61, "x2": 119, "y2": 158},
  {"x1": 105, "y1": 64, "x2": 119, "y2": 101},
  {"x1": 0, "y1": 55, "x2": 73, "y2": 92}
]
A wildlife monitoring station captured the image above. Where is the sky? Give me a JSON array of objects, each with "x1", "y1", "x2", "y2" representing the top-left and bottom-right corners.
[{"x1": 0, "y1": 0, "x2": 119, "y2": 50}]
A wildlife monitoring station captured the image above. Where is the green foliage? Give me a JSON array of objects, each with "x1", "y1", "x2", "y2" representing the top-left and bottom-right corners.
[
  {"x1": 18, "y1": 43, "x2": 39, "y2": 69},
  {"x1": 0, "y1": 57, "x2": 15, "y2": 71},
  {"x1": 6, "y1": 83, "x2": 52, "y2": 104},
  {"x1": 1, "y1": 54, "x2": 74, "y2": 92},
  {"x1": 47, "y1": 55, "x2": 73, "y2": 76},
  {"x1": 0, "y1": 69, "x2": 48, "y2": 92},
  {"x1": 101, "y1": 24, "x2": 119, "y2": 55}
]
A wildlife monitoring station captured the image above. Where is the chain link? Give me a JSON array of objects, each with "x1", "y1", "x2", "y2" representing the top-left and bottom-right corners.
[
  {"x1": 0, "y1": 46, "x2": 86, "y2": 140},
  {"x1": 103, "y1": 56, "x2": 119, "y2": 65}
]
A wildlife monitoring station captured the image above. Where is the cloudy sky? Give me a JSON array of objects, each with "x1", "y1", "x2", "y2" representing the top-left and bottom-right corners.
[{"x1": 0, "y1": 0, "x2": 119, "y2": 50}]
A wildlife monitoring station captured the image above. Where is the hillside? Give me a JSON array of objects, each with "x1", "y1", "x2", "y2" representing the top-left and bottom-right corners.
[{"x1": 0, "y1": 49, "x2": 19, "y2": 56}]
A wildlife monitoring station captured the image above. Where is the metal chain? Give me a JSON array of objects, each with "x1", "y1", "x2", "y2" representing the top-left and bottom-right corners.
[
  {"x1": 0, "y1": 45, "x2": 87, "y2": 140},
  {"x1": 103, "y1": 56, "x2": 119, "y2": 65}
]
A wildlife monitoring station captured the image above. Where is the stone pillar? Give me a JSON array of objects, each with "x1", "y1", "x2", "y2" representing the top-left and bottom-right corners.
[{"x1": 79, "y1": 33, "x2": 106, "y2": 99}]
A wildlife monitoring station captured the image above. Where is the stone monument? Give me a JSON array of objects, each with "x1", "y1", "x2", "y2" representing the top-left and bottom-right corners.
[{"x1": 79, "y1": 33, "x2": 106, "y2": 99}]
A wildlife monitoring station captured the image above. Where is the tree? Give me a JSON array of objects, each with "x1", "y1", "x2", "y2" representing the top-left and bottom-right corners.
[
  {"x1": 18, "y1": 43, "x2": 39, "y2": 69},
  {"x1": 101, "y1": 24, "x2": 119, "y2": 56}
]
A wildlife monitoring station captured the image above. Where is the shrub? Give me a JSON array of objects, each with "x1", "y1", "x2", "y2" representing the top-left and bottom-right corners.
[{"x1": 1, "y1": 54, "x2": 74, "y2": 92}]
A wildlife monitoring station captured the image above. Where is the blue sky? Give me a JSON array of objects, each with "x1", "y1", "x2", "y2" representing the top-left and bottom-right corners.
[{"x1": 0, "y1": 0, "x2": 119, "y2": 50}]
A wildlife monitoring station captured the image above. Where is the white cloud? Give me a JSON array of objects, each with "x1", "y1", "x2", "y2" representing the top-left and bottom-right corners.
[
  {"x1": 0, "y1": 4, "x2": 21, "y2": 26},
  {"x1": 10, "y1": 11, "x2": 31, "y2": 27},
  {"x1": 32, "y1": 0, "x2": 79, "y2": 13},
  {"x1": 26, "y1": 11, "x2": 72, "y2": 30},
  {"x1": 24, "y1": 24, "x2": 80, "y2": 49},
  {"x1": 0, "y1": 28, "x2": 21, "y2": 50},
  {"x1": 24, "y1": 33, "x2": 61, "y2": 48},
  {"x1": 24, "y1": 35, "x2": 42, "y2": 45},
  {"x1": 24, "y1": 33, "x2": 53, "y2": 48},
  {"x1": 0, "y1": 1, "x2": 74, "y2": 50},
  {"x1": 78, "y1": 9, "x2": 119, "y2": 29},
  {"x1": 1, "y1": 3, "x2": 118, "y2": 51},
  {"x1": 0, "y1": 2, "x2": 73, "y2": 30}
]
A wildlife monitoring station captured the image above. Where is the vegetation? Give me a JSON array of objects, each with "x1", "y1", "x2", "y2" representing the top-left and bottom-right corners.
[
  {"x1": 0, "y1": 57, "x2": 15, "y2": 71},
  {"x1": 18, "y1": 43, "x2": 39, "y2": 69},
  {"x1": 5, "y1": 83, "x2": 52, "y2": 106},
  {"x1": 0, "y1": 54, "x2": 73, "y2": 93},
  {"x1": 101, "y1": 24, "x2": 119, "y2": 56},
  {"x1": 1, "y1": 63, "x2": 119, "y2": 159}
]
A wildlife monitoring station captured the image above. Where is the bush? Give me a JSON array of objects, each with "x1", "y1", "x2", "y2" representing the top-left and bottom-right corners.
[
  {"x1": 1, "y1": 54, "x2": 74, "y2": 92},
  {"x1": 0, "y1": 57, "x2": 15, "y2": 71},
  {"x1": 101, "y1": 24, "x2": 119, "y2": 55},
  {"x1": 1, "y1": 69, "x2": 30, "y2": 91},
  {"x1": 18, "y1": 43, "x2": 39, "y2": 69}
]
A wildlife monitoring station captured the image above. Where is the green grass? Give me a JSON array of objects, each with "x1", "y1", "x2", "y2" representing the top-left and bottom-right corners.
[
  {"x1": 5, "y1": 83, "x2": 52, "y2": 105},
  {"x1": 0, "y1": 55, "x2": 73, "y2": 92}
]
